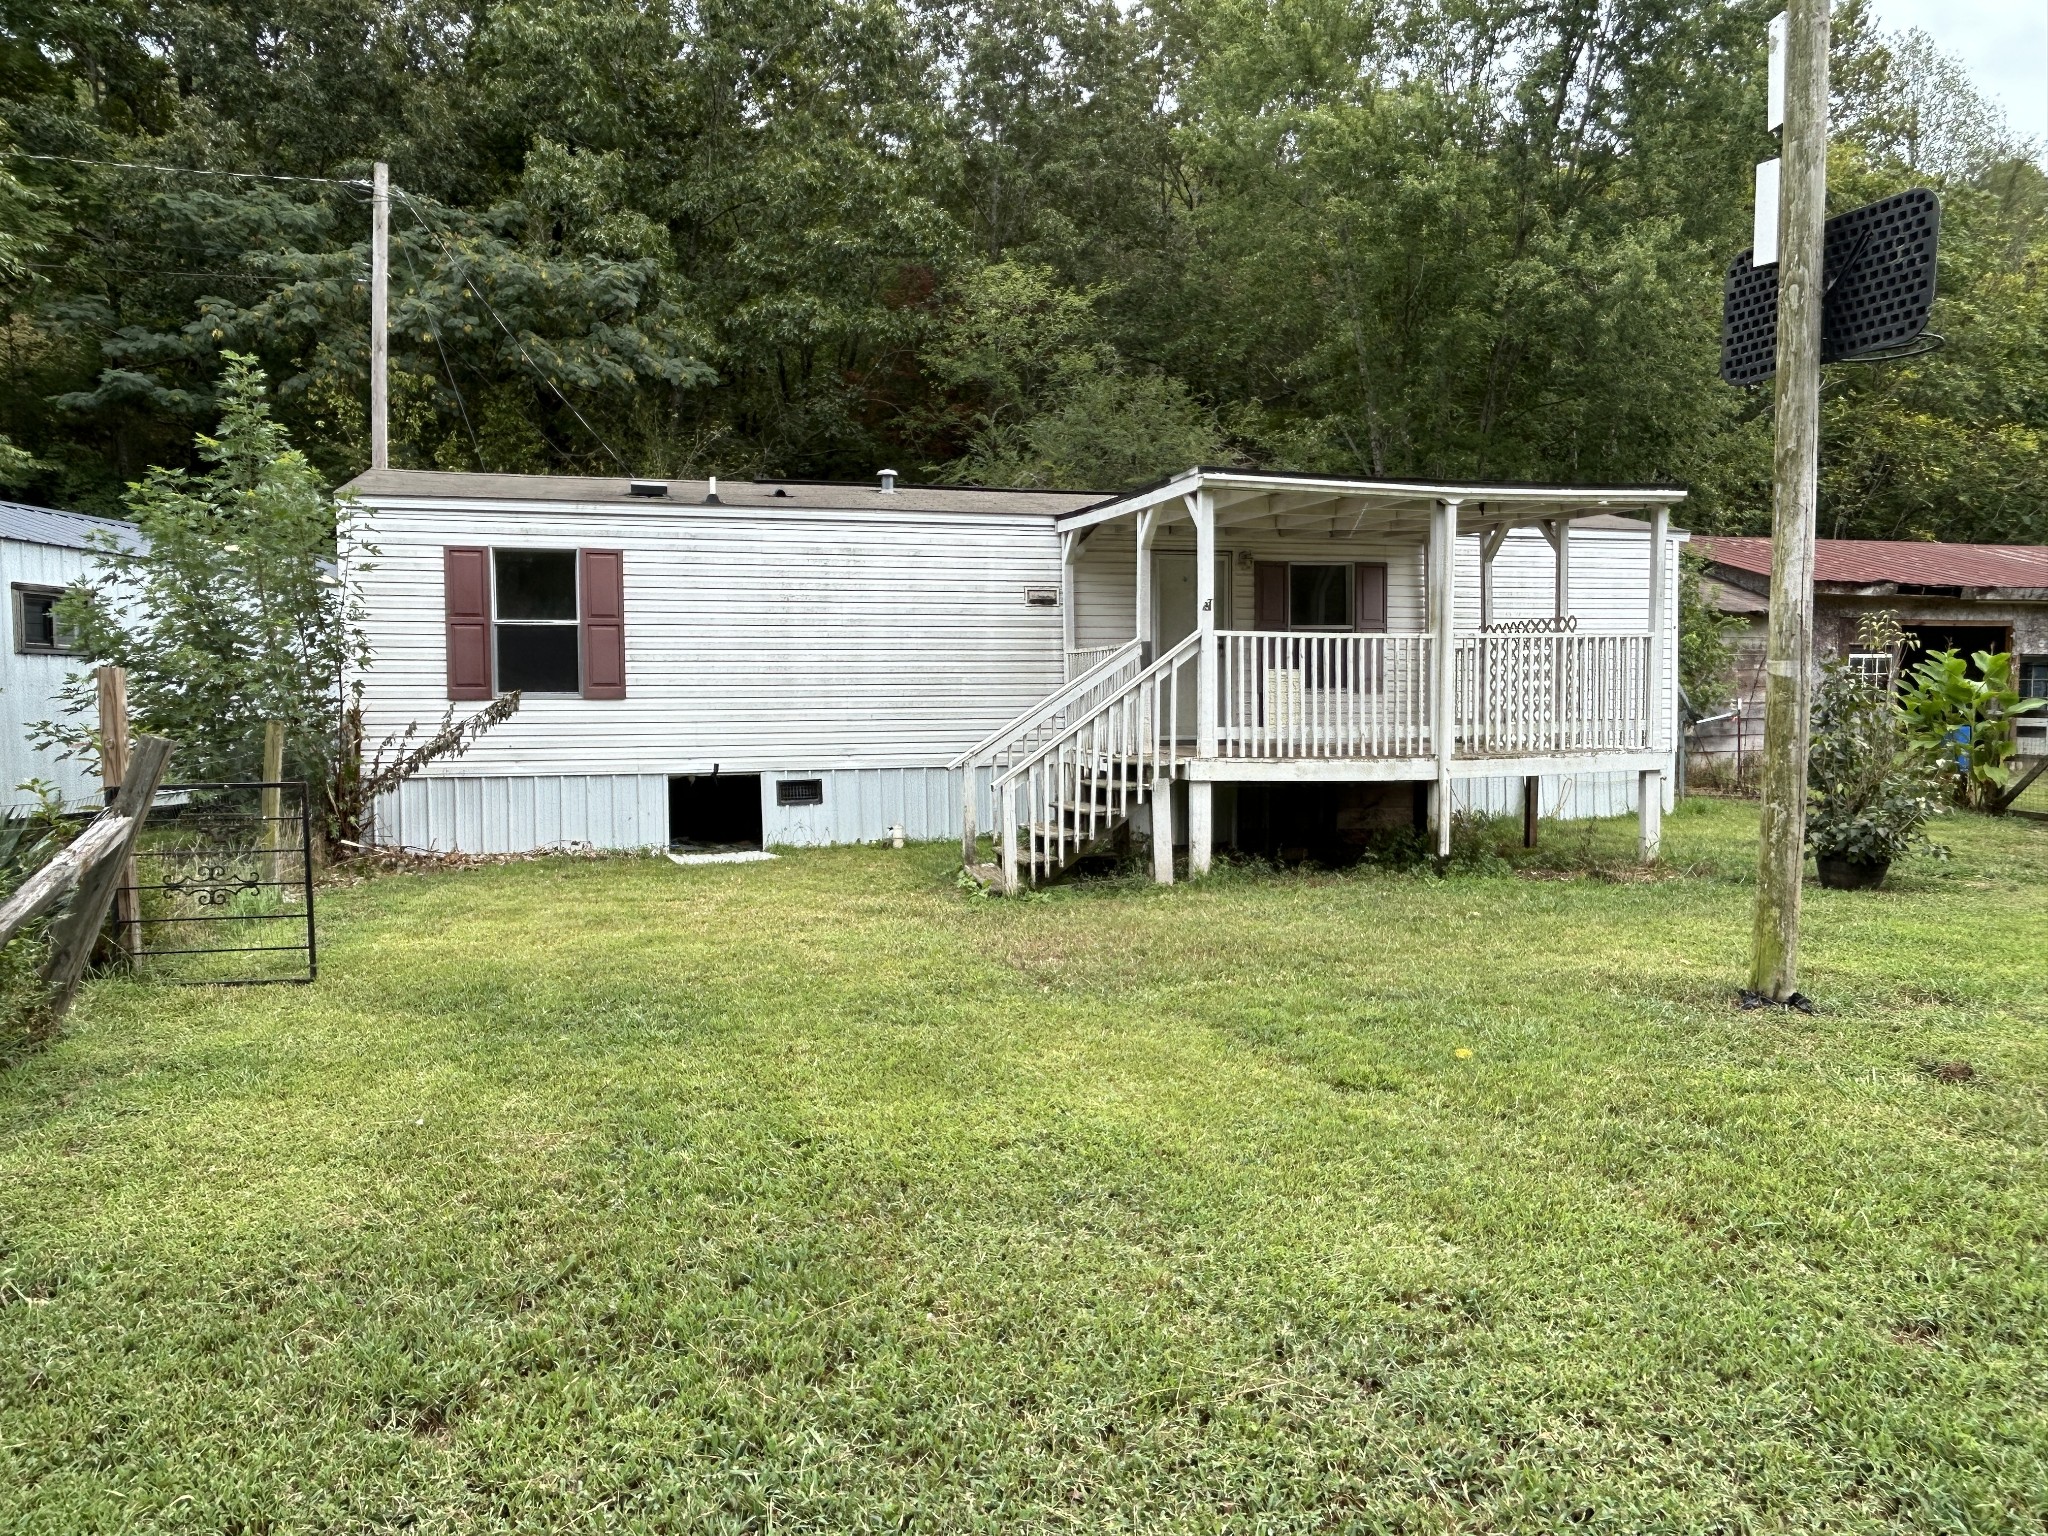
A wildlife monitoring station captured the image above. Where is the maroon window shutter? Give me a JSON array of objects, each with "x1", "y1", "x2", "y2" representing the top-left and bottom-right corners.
[
  {"x1": 1354, "y1": 563, "x2": 1388, "y2": 632},
  {"x1": 445, "y1": 547, "x2": 493, "y2": 700},
  {"x1": 1254, "y1": 562, "x2": 1289, "y2": 630},
  {"x1": 580, "y1": 549, "x2": 626, "y2": 699}
]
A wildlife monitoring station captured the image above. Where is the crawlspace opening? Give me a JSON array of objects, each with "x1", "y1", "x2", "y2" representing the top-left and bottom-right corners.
[{"x1": 668, "y1": 773, "x2": 763, "y2": 850}]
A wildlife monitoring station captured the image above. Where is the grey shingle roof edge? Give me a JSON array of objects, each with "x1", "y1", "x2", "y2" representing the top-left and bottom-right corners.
[{"x1": 341, "y1": 469, "x2": 1106, "y2": 518}]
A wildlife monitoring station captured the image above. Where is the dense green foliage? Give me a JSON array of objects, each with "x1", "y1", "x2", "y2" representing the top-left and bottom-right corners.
[
  {"x1": 1899, "y1": 648, "x2": 2047, "y2": 808},
  {"x1": 1806, "y1": 657, "x2": 1946, "y2": 866},
  {"x1": 5, "y1": 804, "x2": 2047, "y2": 1529},
  {"x1": 0, "y1": 0, "x2": 2042, "y2": 537},
  {"x1": 36, "y1": 355, "x2": 366, "y2": 789}
]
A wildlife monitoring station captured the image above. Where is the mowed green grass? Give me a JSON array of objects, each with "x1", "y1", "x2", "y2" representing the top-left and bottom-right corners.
[{"x1": 3, "y1": 800, "x2": 2045, "y2": 1534}]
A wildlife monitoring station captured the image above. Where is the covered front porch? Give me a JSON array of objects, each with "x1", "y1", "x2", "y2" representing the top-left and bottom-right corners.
[{"x1": 961, "y1": 470, "x2": 1685, "y2": 889}]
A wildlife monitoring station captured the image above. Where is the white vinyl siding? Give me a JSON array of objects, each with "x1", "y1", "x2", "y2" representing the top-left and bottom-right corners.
[{"x1": 349, "y1": 500, "x2": 1066, "y2": 778}]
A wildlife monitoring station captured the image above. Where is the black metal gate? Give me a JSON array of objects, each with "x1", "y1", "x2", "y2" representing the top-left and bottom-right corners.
[{"x1": 121, "y1": 781, "x2": 316, "y2": 985}]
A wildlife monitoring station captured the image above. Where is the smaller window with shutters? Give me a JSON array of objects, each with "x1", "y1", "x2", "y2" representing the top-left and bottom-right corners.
[
  {"x1": 444, "y1": 545, "x2": 626, "y2": 700},
  {"x1": 494, "y1": 549, "x2": 580, "y2": 693}
]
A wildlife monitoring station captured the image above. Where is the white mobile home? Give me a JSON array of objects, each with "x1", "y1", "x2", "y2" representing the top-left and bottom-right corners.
[
  {"x1": 2, "y1": 501, "x2": 146, "y2": 813},
  {"x1": 344, "y1": 468, "x2": 1685, "y2": 879}
]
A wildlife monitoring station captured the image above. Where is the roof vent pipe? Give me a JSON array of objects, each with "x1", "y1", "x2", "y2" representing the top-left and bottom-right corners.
[
  {"x1": 703, "y1": 476, "x2": 721, "y2": 505},
  {"x1": 879, "y1": 468, "x2": 897, "y2": 494}
]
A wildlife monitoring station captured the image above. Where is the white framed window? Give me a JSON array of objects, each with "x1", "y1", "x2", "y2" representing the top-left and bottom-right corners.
[
  {"x1": 492, "y1": 549, "x2": 580, "y2": 693},
  {"x1": 13, "y1": 583, "x2": 80, "y2": 655},
  {"x1": 1847, "y1": 651, "x2": 1893, "y2": 689}
]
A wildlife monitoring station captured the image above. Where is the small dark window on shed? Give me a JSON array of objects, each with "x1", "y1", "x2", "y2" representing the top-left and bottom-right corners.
[
  {"x1": 13, "y1": 584, "x2": 78, "y2": 655},
  {"x1": 2020, "y1": 656, "x2": 2048, "y2": 700},
  {"x1": 776, "y1": 777, "x2": 824, "y2": 807},
  {"x1": 493, "y1": 548, "x2": 579, "y2": 692}
]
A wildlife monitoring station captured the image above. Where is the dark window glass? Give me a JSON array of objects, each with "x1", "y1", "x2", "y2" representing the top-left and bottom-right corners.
[
  {"x1": 497, "y1": 625, "x2": 580, "y2": 693},
  {"x1": 15, "y1": 587, "x2": 75, "y2": 653},
  {"x1": 494, "y1": 549, "x2": 577, "y2": 620},
  {"x1": 1289, "y1": 564, "x2": 1352, "y2": 629},
  {"x1": 2020, "y1": 657, "x2": 2048, "y2": 699}
]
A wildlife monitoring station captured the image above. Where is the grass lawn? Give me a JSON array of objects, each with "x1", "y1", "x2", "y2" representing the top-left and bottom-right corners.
[{"x1": 3, "y1": 798, "x2": 2045, "y2": 1533}]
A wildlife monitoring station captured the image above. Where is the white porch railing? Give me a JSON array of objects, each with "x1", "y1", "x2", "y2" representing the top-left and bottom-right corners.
[
  {"x1": 1065, "y1": 645, "x2": 1121, "y2": 682},
  {"x1": 953, "y1": 639, "x2": 1146, "y2": 864},
  {"x1": 995, "y1": 632, "x2": 1201, "y2": 888},
  {"x1": 1216, "y1": 632, "x2": 1434, "y2": 759},
  {"x1": 1453, "y1": 632, "x2": 1652, "y2": 755}
]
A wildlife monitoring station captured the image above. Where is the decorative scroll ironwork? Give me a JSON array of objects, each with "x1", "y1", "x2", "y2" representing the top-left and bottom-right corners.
[
  {"x1": 120, "y1": 781, "x2": 316, "y2": 985},
  {"x1": 1482, "y1": 615, "x2": 1579, "y2": 634}
]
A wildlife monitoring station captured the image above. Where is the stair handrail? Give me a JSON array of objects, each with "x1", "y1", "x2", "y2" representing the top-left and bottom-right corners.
[
  {"x1": 993, "y1": 631, "x2": 1202, "y2": 890},
  {"x1": 953, "y1": 638, "x2": 1145, "y2": 864},
  {"x1": 948, "y1": 639, "x2": 1145, "y2": 773}
]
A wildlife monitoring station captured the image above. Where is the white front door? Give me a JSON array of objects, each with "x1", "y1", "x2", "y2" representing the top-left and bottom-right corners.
[{"x1": 1154, "y1": 554, "x2": 1229, "y2": 728}]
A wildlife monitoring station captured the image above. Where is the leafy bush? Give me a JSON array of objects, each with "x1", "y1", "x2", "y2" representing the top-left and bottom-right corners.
[
  {"x1": 1807, "y1": 660, "x2": 1947, "y2": 865},
  {"x1": 1898, "y1": 649, "x2": 2046, "y2": 809}
]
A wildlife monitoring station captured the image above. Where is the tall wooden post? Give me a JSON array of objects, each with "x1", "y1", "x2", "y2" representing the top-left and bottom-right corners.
[
  {"x1": 370, "y1": 161, "x2": 390, "y2": 472},
  {"x1": 1750, "y1": 0, "x2": 1828, "y2": 1001},
  {"x1": 95, "y1": 665, "x2": 139, "y2": 958},
  {"x1": 261, "y1": 719, "x2": 286, "y2": 896}
]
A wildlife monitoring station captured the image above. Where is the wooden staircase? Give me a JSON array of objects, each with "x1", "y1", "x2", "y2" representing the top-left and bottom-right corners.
[{"x1": 959, "y1": 632, "x2": 1201, "y2": 892}]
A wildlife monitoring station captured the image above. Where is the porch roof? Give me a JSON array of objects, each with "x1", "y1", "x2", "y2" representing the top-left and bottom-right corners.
[{"x1": 1057, "y1": 468, "x2": 1687, "y2": 538}]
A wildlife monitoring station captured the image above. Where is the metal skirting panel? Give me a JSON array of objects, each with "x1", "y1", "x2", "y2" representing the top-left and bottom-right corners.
[
  {"x1": 372, "y1": 767, "x2": 992, "y2": 853},
  {"x1": 763, "y1": 766, "x2": 983, "y2": 847},
  {"x1": 373, "y1": 774, "x2": 669, "y2": 854},
  {"x1": 1454, "y1": 770, "x2": 1673, "y2": 820}
]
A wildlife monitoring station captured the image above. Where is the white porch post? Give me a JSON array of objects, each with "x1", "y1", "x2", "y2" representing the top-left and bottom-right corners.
[
  {"x1": 1189, "y1": 490, "x2": 1218, "y2": 875},
  {"x1": 1060, "y1": 530, "x2": 1080, "y2": 677},
  {"x1": 1639, "y1": 505, "x2": 1671, "y2": 862},
  {"x1": 1479, "y1": 524, "x2": 1507, "y2": 627},
  {"x1": 1135, "y1": 506, "x2": 1159, "y2": 656},
  {"x1": 1152, "y1": 780, "x2": 1177, "y2": 885},
  {"x1": 1430, "y1": 498, "x2": 1460, "y2": 858},
  {"x1": 1542, "y1": 518, "x2": 1571, "y2": 619}
]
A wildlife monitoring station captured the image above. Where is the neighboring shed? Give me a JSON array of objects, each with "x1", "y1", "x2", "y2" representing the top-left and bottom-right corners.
[
  {"x1": 1691, "y1": 537, "x2": 2048, "y2": 770},
  {"x1": 1, "y1": 501, "x2": 146, "y2": 812}
]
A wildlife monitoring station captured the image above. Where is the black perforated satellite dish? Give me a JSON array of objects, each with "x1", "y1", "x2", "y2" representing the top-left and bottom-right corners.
[{"x1": 1720, "y1": 188, "x2": 1940, "y2": 386}]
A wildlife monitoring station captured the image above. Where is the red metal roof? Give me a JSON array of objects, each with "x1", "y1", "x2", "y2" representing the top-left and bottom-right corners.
[{"x1": 1696, "y1": 537, "x2": 2048, "y2": 590}]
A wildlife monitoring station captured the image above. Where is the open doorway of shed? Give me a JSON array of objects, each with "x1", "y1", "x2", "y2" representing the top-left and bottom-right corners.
[
  {"x1": 669, "y1": 773, "x2": 763, "y2": 851},
  {"x1": 1901, "y1": 625, "x2": 2012, "y2": 680}
]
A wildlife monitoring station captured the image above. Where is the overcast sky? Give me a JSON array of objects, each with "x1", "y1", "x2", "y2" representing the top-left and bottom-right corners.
[{"x1": 1867, "y1": 0, "x2": 2048, "y2": 147}]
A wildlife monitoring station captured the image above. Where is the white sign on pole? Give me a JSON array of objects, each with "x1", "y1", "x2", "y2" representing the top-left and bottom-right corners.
[
  {"x1": 1767, "y1": 13, "x2": 1787, "y2": 132},
  {"x1": 1754, "y1": 158, "x2": 1782, "y2": 266}
]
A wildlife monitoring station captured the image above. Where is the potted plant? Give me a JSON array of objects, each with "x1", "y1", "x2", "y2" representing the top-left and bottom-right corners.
[{"x1": 1807, "y1": 654, "x2": 1946, "y2": 889}]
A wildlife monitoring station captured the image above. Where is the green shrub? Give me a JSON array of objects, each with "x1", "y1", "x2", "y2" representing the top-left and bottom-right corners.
[
  {"x1": 1898, "y1": 649, "x2": 2045, "y2": 809},
  {"x1": 1807, "y1": 660, "x2": 1947, "y2": 865}
]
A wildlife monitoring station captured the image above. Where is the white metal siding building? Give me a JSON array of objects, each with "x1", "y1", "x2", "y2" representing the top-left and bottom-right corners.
[
  {"x1": 345, "y1": 469, "x2": 1686, "y2": 858},
  {"x1": 1, "y1": 502, "x2": 145, "y2": 814}
]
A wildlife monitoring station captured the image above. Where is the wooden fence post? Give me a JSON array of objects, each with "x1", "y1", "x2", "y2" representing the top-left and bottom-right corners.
[
  {"x1": 96, "y1": 666, "x2": 140, "y2": 958},
  {"x1": 261, "y1": 719, "x2": 286, "y2": 895},
  {"x1": 43, "y1": 734, "x2": 173, "y2": 1011}
]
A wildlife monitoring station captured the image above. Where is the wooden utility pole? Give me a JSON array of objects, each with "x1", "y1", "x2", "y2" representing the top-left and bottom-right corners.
[
  {"x1": 370, "y1": 161, "x2": 390, "y2": 471},
  {"x1": 95, "y1": 665, "x2": 140, "y2": 959},
  {"x1": 1749, "y1": 0, "x2": 1829, "y2": 1000}
]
